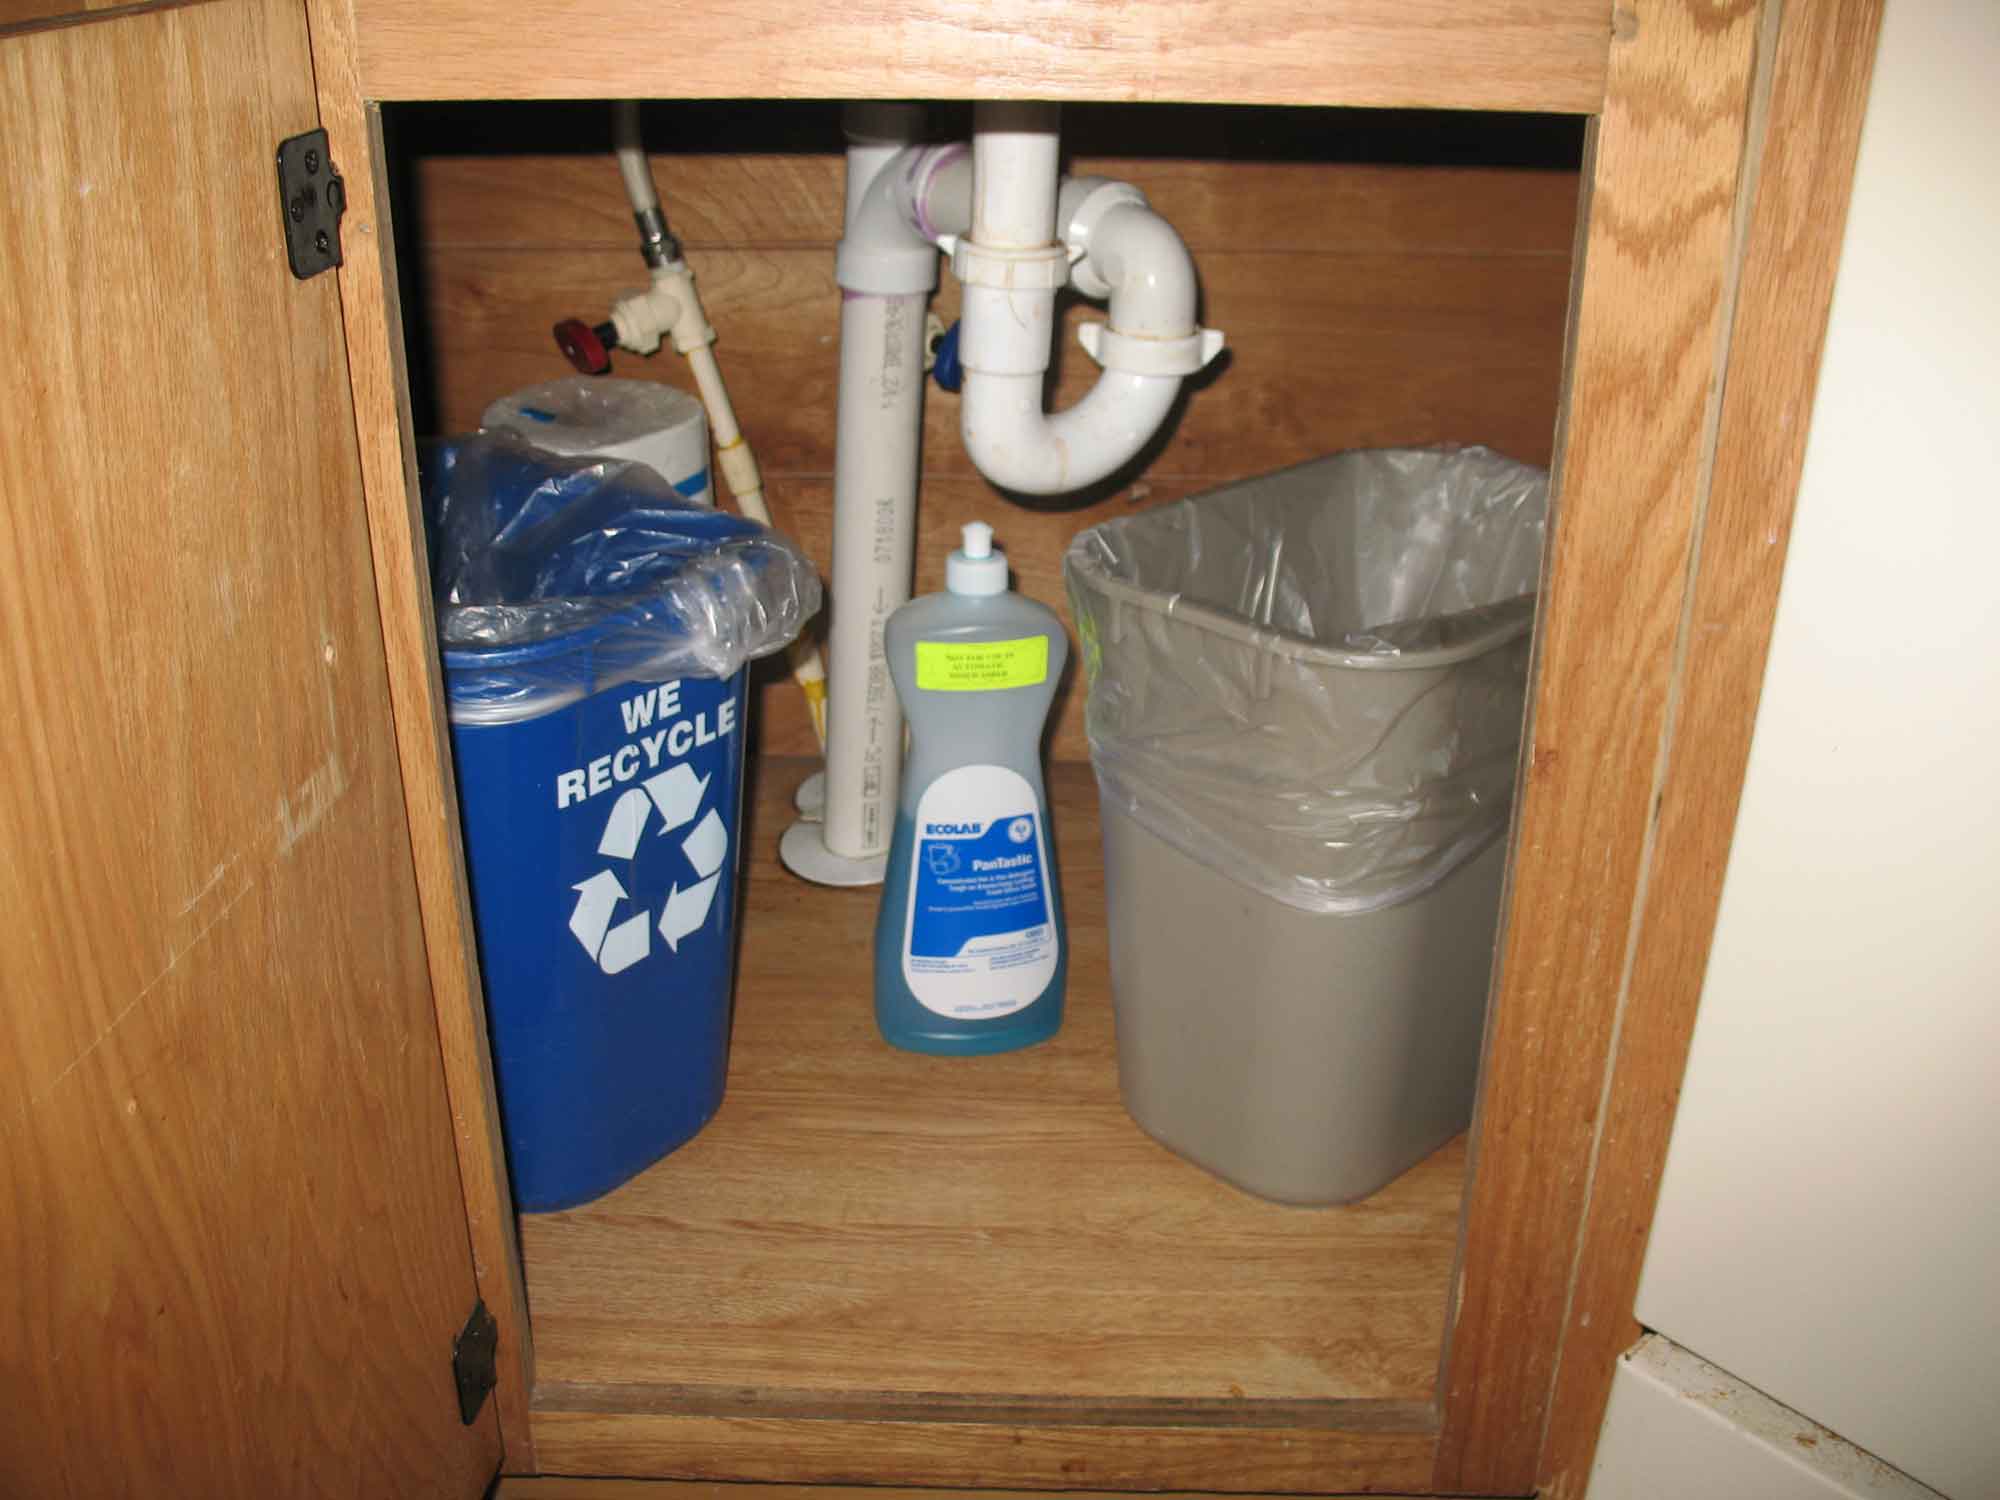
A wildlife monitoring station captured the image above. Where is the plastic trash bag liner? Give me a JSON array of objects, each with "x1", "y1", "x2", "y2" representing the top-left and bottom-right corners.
[
  {"x1": 1064, "y1": 446, "x2": 1547, "y2": 915},
  {"x1": 424, "y1": 430, "x2": 821, "y2": 725}
]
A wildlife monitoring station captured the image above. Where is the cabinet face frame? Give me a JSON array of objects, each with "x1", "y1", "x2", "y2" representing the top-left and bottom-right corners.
[{"x1": 300, "y1": 0, "x2": 1878, "y2": 1489}]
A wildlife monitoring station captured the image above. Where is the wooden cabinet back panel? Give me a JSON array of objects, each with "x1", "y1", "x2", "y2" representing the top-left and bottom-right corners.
[{"x1": 391, "y1": 104, "x2": 1581, "y2": 760}]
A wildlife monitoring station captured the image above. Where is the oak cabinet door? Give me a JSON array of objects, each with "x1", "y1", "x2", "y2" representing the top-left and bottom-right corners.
[{"x1": 0, "y1": 3, "x2": 500, "y2": 1496}]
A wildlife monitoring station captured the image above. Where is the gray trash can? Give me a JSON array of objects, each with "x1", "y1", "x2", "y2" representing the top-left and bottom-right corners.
[{"x1": 1064, "y1": 447, "x2": 1547, "y2": 1205}]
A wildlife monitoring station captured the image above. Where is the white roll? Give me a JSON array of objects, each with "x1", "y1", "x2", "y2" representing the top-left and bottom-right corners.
[{"x1": 482, "y1": 376, "x2": 713, "y2": 507}]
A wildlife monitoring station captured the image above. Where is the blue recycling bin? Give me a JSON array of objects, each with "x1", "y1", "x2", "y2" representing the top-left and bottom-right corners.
[
  {"x1": 447, "y1": 649, "x2": 748, "y2": 1211},
  {"x1": 427, "y1": 433, "x2": 818, "y2": 1212}
]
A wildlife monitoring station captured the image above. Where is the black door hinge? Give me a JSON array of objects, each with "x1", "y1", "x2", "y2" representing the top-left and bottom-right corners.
[
  {"x1": 452, "y1": 1299, "x2": 499, "y2": 1426},
  {"x1": 276, "y1": 128, "x2": 345, "y2": 279}
]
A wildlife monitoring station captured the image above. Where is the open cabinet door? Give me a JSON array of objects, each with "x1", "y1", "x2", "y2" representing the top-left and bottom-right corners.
[{"x1": 0, "y1": 3, "x2": 503, "y2": 1496}]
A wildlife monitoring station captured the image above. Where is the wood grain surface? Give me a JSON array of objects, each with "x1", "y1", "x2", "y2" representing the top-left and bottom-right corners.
[
  {"x1": 516, "y1": 759, "x2": 1465, "y2": 1484},
  {"x1": 0, "y1": 2, "x2": 497, "y2": 1494},
  {"x1": 0, "y1": 0, "x2": 162, "y2": 33},
  {"x1": 1531, "y1": 2, "x2": 1885, "y2": 1494},
  {"x1": 1431, "y1": 0, "x2": 1768, "y2": 1490},
  {"x1": 499, "y1": 1484, "x2": 1432, "y2": 1500},
  {"x1": 303, "y1": 0, "x2": 541, "y2": 1467},
  {"x1": 356, "y1": 0, "x2": 1612, "y2": 113},
  {"x1": 526, "y1": 1408, "x2": 1438, "y2": 1493},
  {"x1": 403, "y1": 125, "x2": 1586, "y2": 257},
  {"x1": 396, "y1": 118, "x2": 1581, "y2": 762}
]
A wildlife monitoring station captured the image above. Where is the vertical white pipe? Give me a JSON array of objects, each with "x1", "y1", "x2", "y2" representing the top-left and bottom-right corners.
[
  {"x1": 971, "y1": 101, "x2": 1061, "y2": 245},
  {"x1": 812, "y1": 104, "x2": 933, "y2": 869},
  {"x1": 825, "y1": 293, "x2": 925, "y2": 859}
]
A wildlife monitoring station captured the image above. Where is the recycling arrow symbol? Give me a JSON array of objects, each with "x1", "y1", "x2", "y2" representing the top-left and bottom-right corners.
[{"x1": 567, "y1": 763, "x2": 729, "y2": 974}]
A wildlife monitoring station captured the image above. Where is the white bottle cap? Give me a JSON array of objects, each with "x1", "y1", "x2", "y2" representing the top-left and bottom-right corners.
[{"x1": 947, "y1": 521, "x2": 1009, "y2": 596}]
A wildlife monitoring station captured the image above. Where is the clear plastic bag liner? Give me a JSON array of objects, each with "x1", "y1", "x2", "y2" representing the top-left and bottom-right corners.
[
  {"x1": 1064, "y1": 446, "x2": 1547, "y2": 915},
  {"x1": 424, "y1": 431, "x2": 821, "y2": 726}
]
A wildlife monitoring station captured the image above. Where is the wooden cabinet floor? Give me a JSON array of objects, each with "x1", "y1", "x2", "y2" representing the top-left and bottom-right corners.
[{"x1": 517, "y1": 759, "x2": 1463, "y2": 1486}]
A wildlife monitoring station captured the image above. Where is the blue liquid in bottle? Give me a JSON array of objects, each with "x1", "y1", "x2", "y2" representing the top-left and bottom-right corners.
[{"x1": 873, "y1": 523, "x2": 1068, "y2": 1054}]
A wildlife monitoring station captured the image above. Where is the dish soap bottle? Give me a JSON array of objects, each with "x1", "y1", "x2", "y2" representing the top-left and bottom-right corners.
[{"x1": 874, "y1": 522, "x2": 1068, "y2": 1054}]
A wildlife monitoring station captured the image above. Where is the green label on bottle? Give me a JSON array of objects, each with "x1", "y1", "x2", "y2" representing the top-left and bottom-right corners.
[{"x1": 914, "y1": 636, "x2": 1049, "y2": 692}]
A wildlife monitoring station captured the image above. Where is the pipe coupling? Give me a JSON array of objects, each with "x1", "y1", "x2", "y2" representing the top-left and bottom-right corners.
[
  {"x1": 1078, "y1": 322, "x2": 1226, "y2": 377},
  {"x1": 944, "y1": 237, "x2": 1072, "y2": 292}
]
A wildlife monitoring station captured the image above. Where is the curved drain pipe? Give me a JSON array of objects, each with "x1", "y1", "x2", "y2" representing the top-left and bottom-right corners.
[
  {"x1": 780, "y1": 102, "x2": 1221, "y2": 884},
  {"x1": 951, "y1": 102, "x2": 1223, "y2": 494}
]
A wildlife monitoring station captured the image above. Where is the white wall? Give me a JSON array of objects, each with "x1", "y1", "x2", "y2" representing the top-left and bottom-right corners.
[
  {"x1": 1629, "y1": 3, "x2": 2000, "y2": 1497},
  {"x1": 1591, "y1": 1338, "x2": 1944, "y2": 1500}
]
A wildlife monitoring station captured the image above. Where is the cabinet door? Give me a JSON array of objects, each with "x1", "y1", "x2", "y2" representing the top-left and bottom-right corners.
[{"x1": 0, "y1": 3, "x2": 501, "y2": 1496}]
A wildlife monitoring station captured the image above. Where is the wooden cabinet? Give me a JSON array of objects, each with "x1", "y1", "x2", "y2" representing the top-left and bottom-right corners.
[
  {"x1": 0, "y1": 1, "x2": 1881, "y2": 1497},
  {"x1": 0, "y1": 3, "x2": 501, "y2": 1497}
]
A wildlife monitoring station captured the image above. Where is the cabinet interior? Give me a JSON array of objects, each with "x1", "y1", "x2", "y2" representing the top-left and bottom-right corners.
[{"x1": 383, "y1": 96, "x2": 1582, "y2": 1477}]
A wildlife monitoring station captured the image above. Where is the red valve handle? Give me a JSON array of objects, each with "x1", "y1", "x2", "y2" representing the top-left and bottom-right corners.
[{"x1": 553, "y1": 318, "x2": 613, "y2": 375}]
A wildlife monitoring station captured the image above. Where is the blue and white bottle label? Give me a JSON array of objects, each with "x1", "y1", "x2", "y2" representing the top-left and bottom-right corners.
[{"x1": 903, "y1": 764, "x2": 1058, "y2": 1019}]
